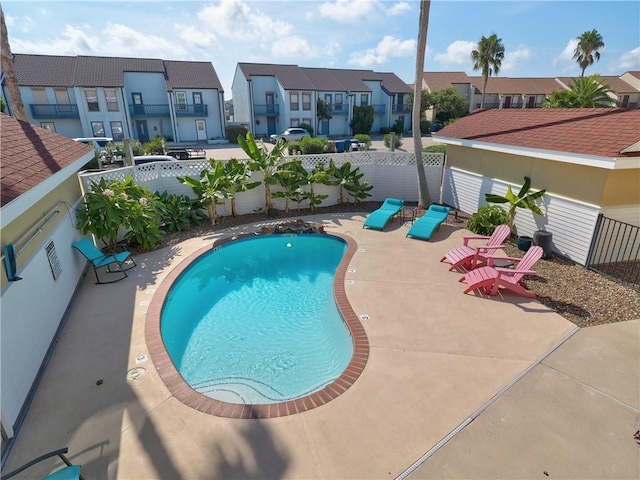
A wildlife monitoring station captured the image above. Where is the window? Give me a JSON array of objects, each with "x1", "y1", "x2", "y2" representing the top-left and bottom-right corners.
[
  {"x1": 110, "y1": 121, "x2": 124, "y2": 141},
  {"x1": 303, "y1": 118, "x2": 311, "y2": 126},
  {"x1": 193, "y1": 92, "x2": 203, "y2": 113},
  {"x1": 335, "y1": 93, "x2": 343, "y2": 111},
  {"x1": 360, "y1": 94, "x2": 368, "y2": 107},
  {"x1": 290, "y1": 92, "x2": 299, "y2": 110},
  {"x1": 302, "y1": 92, "x2": 311, "y2": 110},
  {"x1": 85, "y1": 89, "x2": 99, "y2": 112},
  {"x1": 91, "y1": 121, "x2": 105, "y2": 137},
  {"x1": 621, "y1": 95, "x2": 630, "y2": 108},
  {"x1": 291, "y1": 118, "x2": 300, "y2": 127},
  {"x1": 54, "y1": 88, "x2": 72, "y2": 112},
  {"x1": 132, "y1": 92, "x2": 144, "y2": 114},
  {"x1": 176, "y1": 91, "x2": 187, "y2": 110},
  {"x1": 527, "y1": 96, "x2": 536, "y2": 108},
  {"x1": 40, "y1": 122, "x2": 56, "y2": 132},
  {"x1": 105, "y1": 89, "x2": 118, "y2": 111},
  {"x1": 503, "y1": 96, "x2": 512, "y2": 108}
]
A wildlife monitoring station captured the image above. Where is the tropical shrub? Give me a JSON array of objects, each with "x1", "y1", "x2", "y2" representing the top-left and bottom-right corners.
[
  {"x1": 300, "y1": 137, "x2": 326, "y2": 154},
  {"x1": 392, "y1": 118, "x2": 404, "y2": 134},
  {"x1": 354, "y1": 134, "x2": 371, "y2": 150},
  {"x1": 299, "y1": 122, "x2": 314, "y2": 136},
  {"x1": 221, "y1": 158, "x2": 261, "y2": 217},
  {"x1": 383, "y1": 133, "x2": 402, "y2": 149},
  {"x1": 423, "y1": 145, "x2": 446, "y2": 153},
  {"x1": 485, "y1": 176, "x2": 546, "y2": 233},
  {"x1": 178, "y1": 159, "x2": 229, "y2": 225},
  {"x1": 379, "y1": 127, "x2": 392, "y2": 134},
  {"x1": 226, "y1": 125, "x2": 249, "y2": 143},
  {"x1": 350, "y1": 105, "x2": 373, "y2": 134},
  {"x1": 420, "y1": 120, "x2": 432, "y2": 134},
  {"x1": 328, "y1": 160, "x2": 372, "y2": 203},
  {"x1": 144, "y1": 135, "x2": 166, "y2": 154},
  {"x1": 76, "y1": 176, "x2": 163, "y2": 252},
  {"x1": 157, "y1": 192, "x2": 207, "y2": 233},
  {"x1": 287, "y1": 141, "x2": 302, "y2": 155},
  {"x1": 467, "y1": 205, "x2": 509, "y2": 236}
]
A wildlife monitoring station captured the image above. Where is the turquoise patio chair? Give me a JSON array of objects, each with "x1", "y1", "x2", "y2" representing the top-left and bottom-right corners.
[
  {"x1": 406, "y1": 204, "x2": 451, "y2": 241},
  {"x1": 363, "y1": 198, "x2": 404, "y2": 230},
  {"x1": 1, "y1": 447, "x2": 85, "y2": 480},
  {"x1": 72, "y1": 238, "x2": 136, "y2": 284}
]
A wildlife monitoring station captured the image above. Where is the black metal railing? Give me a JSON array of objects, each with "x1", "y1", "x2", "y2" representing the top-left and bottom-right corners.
[
  {"x1": 174, "y1": 104, "x2": 208, "y2": 116},
  {"x1": 128, "y1": 104, "x2": 170, "y2": 116},
  {"x1": 30, "y1": 104, "x2": 79, "y2": 118},
  {"x1": 392, "y1": 104, "x2": 409, "y2": 113},
  {"x1": 586, "y1": 214, "x2": 640, "y2": 290},
  {"x1": 253, "y1": 104, "x2": 280, "y2": 116}
]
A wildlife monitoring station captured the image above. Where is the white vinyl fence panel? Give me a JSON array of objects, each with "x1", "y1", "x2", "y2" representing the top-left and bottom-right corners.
[{"x1": 442, "y1": 167, "x2": 600, "y2": 265}]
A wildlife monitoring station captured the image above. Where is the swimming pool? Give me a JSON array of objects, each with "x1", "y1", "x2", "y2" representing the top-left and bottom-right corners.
[{"x1": 147, "y1": 231, "x2": 369, "y2": 417}]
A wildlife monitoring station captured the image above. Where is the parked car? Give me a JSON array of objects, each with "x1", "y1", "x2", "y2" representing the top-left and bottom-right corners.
[
  {"x1": 133, "y1": 155, "x2": 180, "y2": 165},
  {"x1": 270, "y1": 128, "x2": 310, "y2": 144}
]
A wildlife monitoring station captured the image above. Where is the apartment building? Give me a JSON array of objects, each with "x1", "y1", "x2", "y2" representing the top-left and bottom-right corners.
[
  {"x1": 1, "y1": 54, "x2": 227, "y2": 144},
  {"x1": 231, "y1": 63, "x2": 411, "y2": 138}
]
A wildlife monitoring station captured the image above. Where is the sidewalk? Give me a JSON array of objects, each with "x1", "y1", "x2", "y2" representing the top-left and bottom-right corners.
[{"x1": 407, "y1": 319, "x2": 640, "y2": 479}]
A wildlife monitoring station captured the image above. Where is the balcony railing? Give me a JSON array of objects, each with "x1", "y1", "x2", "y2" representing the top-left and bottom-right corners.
[
  {"x1": 392, "y1": 104, "x2": 409, "y2": 114},
  {"x1": 324, "y1": 103, "x2": 347, "y2": 114},
  {"x1": 253, "y1": 104, "x2": 280, "y2": 116},
  {"x1": 174, "y1": 104, "x2": 209, "y2": 116},
  {"x1": 128, "y1": 104, "x2": 170, "y2": 117},
  {"x1": 30, "y1": 104, "x2": 79, "y2": 119}
]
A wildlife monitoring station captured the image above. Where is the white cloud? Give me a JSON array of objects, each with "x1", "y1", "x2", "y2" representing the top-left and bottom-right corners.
[
  {"x1": 176, "y1": 25, "x2": 217, "y2": 49},
  {"x1": 39, "y1": 9, "x2": 52, "y2": 16},
  {"x1": 196, "y1": 0, "x2": 293, "y2": 41},
  {"x1": 11, "y1": 23, "x2": 187, "y2": 59},
  {"x1": 349, "y1": 35, "x2": 415, "y2": 67},
  {"x1": 610, "y1": 46, "x2": 640, "y2": 72},
  {"x1": 318, "y1": 0, "x2": 409, "y2": 23},
  {"x1": 271, "y1": 36, "x2": 316, "y2": 59},
  {"x1": 434, "y1": 40, "x2": 475, "y2": 67},
  {"x1": 554, "y1": 38, "x2": 578, "y2": 65},
  {"x1": 502, "y1": 45, "x2": 532, "y2": 72}
]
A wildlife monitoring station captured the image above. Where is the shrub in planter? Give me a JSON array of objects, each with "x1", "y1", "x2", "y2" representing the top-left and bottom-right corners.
[
  {"x1": 383, "y1": 133, "x2": 402, "y2": 149},
  {"x1": 144, "y1": 135, "x2": 165, "y2": 154},
  {"x1": 467, "y1": 204, "x2": 509, "y2": 236},
  {"x1": 287, "y1": 141, "x2": 302, "y2": 155},
  {"x1": 354, "y1": 134, "x2": 371, "y2": 150},
  {"x1": 300, "y1": 137, "x2": 326, "y2": 154}
]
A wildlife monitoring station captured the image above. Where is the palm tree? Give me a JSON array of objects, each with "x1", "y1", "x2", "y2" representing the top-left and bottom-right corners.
[
  {"x1": 544, "y1": 74, "x2": 617, "y2": 108},
  {"x1": 471, "y1": 33, "x2": 505, "y2": 109},
  {"x1": 573, "y1": 29, "x2": 605, "y2": 77},
  {"x1": 412, "y1": 0, "x2": 432, "y2": 207},
  {"x1": 0, "y1": 4, "x2": 26, "y2": 121}
]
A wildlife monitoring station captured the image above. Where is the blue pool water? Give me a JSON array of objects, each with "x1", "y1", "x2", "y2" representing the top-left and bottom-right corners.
[{"x1": 161, "y1": 234, "x2": 354, "y2": 404}]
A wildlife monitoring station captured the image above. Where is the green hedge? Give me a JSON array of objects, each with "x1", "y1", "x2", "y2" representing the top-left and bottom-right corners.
[{"x1": 227, "y1": 125, "x2": 249, "y2": 143}]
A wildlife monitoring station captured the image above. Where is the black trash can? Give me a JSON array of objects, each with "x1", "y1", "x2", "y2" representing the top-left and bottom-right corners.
[{"x1": 533, "y1": 230, "x2": 553, "y2": 259}]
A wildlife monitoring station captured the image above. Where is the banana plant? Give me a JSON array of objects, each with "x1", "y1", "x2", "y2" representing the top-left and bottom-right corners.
[
  {"x1": 271, "y1": 160, "x2": 307, "y2": 213},
  {"x1": 327, "y1": 160, "x2": 354, "y2": 204},
  {"x1": 305, "y1": 163, "x2": 331, "y2": 211},
  {"x1": 178, "y1": 159, "x2": 229, "y2": 225},
  {"x1": 343, "y1": 168, "x2": 373, "y2": 203},
  {"x1": 238, "y1": 131, "x2": 286, "y2": 213},
  {"x1": 485, "y1": 176, "x2": 546, "y2": 233},
  {"x1": 222, "y1": 158, "x2": 261, "y2": 217}
]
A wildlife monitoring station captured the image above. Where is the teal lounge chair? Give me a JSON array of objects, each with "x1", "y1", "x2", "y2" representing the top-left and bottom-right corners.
[
  {"x1": 72, "y1": 238, "x2": 136, "y2": 284},
  {"x1": 406, "y1": 204, "x2": 451, "y2": 241},
  {"x1": 1, "y1": 447, "x2": 85, "y2": 480},
  {"x1": 363, "y1": 198, "x2": 404, "y2": 230}
]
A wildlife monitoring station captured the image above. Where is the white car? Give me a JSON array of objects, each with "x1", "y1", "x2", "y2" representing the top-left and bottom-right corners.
[{"x1": 270, "y1": 128, "x2": 310, "y2": 144}]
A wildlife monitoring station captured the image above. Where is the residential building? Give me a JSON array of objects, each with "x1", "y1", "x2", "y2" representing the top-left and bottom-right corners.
[
  {"x1": 420, "y1": 71, "x2": 640, "y2": 121},
  {"x1": 1, "y1": 114, "x2": 94, "y2": 444},
  {"x1": 231, "y1": 63, "x2": 411, "y2": 138},
  {"x1": 434, "y1": 108, "x2": 640, "y2": 265},
  {"x1": 1, "y1": 54, "x2": 226, "y2": 144}
]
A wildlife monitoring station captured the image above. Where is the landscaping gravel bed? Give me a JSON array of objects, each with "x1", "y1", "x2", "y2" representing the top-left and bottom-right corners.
[{"x1": 157, "y1": 201, "x2": 639, "y2": 328}]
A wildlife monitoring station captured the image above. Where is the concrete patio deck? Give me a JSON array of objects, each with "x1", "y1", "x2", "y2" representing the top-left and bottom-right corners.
[{"x1": 2, "y1": 212, "x2": 636, "y2": 479}]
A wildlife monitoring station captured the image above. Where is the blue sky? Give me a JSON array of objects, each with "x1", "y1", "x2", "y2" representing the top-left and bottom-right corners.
[{"x1": 4, "y1": 0, "x2": 639, "y2": 95}]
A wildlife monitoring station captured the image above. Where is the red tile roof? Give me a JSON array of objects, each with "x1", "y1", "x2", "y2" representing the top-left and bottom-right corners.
[
  {"x1": 0, "y1": 114, "x2": 93, "y2": 207},
  {"x1": 435, "y1": 108, "x2": 640, "y2": 158}
]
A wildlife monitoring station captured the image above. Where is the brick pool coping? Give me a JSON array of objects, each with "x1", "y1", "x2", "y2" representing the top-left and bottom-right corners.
[{"x1": 144, "y1": 230, "x2": 369, "y2": 418}]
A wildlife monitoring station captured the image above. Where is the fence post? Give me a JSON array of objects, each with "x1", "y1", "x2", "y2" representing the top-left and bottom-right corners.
[{"x1": 585, "y1": 213, "x2": 604, "y2": 269}]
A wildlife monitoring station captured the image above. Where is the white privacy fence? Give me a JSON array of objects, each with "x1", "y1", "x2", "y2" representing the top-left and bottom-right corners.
[{"x1": 78, "y1": 152, "x2": 445, "y2": 216}]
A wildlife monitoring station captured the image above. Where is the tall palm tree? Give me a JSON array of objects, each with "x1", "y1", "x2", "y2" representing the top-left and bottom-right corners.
[
  {"x1": 412, "y1": 0, "x2": 432, "y2": 207},
  {"x1": 573, "y1": 29, "x2": 605, "y2": 77},
  {"x1": 471, "y1": 33, "x2": 505, "y2": 109},
  {"x1": 0, "y1": 4, "x2": 26, "y2": 121}
]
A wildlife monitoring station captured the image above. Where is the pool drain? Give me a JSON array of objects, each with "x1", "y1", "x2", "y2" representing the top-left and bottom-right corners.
[{"x1": 127, "y1": 367, "x2": 146, "y2": 381}]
